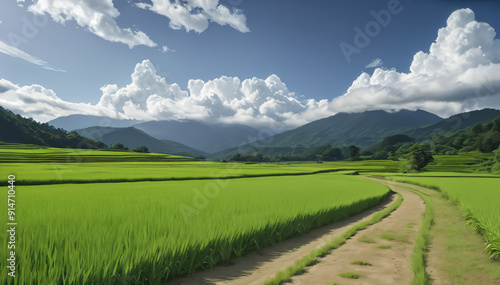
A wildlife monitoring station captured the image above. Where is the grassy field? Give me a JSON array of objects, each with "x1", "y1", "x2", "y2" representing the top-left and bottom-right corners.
[
  {"x1": 0, "y1": 142, "x2": 195, "y2": 163},
  {"x1": 0, "y1": 161, "x2": 400, "y2": 186},
  {"x1": 0, "y1": 144, "x2": 402, "y2": 185},
  {"x1": 385, "y1": 174, "x2": 500, "y2": 260},
  {"x1": 425, "y1": 152, "x2": 495, "y2": 173},
  {"x1": 0, "y1": 174, "x2": 390, "y2": 284},
  {"x1": 0, "y1": 144, "x2": 492, "y2": 185},
  {"x1": 2, "y1": 144, "x2": 490, "y2": 186}
]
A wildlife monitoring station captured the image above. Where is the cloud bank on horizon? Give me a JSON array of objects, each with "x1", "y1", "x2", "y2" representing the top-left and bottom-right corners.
[{"x1": 1, "y1": 8, "x2": 500, "y2": 128}]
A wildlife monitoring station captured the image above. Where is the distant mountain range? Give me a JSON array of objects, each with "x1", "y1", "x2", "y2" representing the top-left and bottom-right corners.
[
  {"x1": 133, "y1": 120, "x2": 267, "y2": 153},
  {"x1": 48, "y1": 115, "x2": 140, "y2": 130},
  {"x1": 75, "y1": 127, "x2": 207, "y2": 158},
  {"x1": 214, "y1": 109, "x2": 442, "y2": 158},
  {"x1": 5, "y1": 107, "x2": 499, "y2": 159},
  {"x1": 49, "y1": 115, "x2": 269, "y2": 154}
]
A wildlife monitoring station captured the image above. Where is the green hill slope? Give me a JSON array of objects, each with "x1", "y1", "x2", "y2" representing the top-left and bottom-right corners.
[
  {"x1": 405, "y1": 108, "x2": 500, "y2": 140},
  {"x1": 368, "y1": 134, "x2": 414, "y2": 154},
  {"x1": 76, "y1": 127, "x2": 207, "y2": 158},
  {"x1": 365, "y1": 113, "x2": 500, "y2": 160},
  {"x1": 214, "y1": 109, "x2": 441, "y2": 158},
  {"x1": 0, "y1": 106, "x2": 103, "y2": 148},
  {"x1": 438, "y1": 115, "x2": 500, "y2": 153}
]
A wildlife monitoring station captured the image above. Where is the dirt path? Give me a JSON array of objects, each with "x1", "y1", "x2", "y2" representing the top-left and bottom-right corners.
[
  {"x1": 172, "y1": 193, "x2": 398, "y2": 285},
  {"x1": 285, "y1": 179, "x2": 425, "y2": 285}
]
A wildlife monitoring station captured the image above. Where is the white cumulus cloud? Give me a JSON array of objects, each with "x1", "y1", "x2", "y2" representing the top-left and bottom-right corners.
[
  {"x1": 28, "y1": 0, "x2": 157, "y2": 48},
  {"x1": 97, "y1": 60, "x2": 327, "y2": 128},
  {"x1": 331, "y1": 8, "x2": 500, "y2": 118},
  {"x1": 137, "y1": 0, "x2": 249, "y2": 33}
]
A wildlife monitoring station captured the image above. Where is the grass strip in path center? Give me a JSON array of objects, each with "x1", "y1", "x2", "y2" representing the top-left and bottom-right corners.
[{"x1": 399, "y1": 185, "x2": 434, "y2": 285}]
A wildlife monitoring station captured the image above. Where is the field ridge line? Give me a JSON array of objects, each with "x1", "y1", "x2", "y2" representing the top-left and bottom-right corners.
[{"x1": 5, "y1": 168, "x2": 353, "y2": 186}]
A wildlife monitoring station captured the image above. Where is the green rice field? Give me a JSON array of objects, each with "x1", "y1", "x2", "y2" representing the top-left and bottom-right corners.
[
  {"x1": 0, "y1": 174, "x2": 390, "y2": 284},
  {"x1": 0, "y1": 161, "x2": 399, "y2": 186},
  {"x1": 0, "y1": 143, "x2": 195, "y2": 163},
  {"x1": 0, "y1": 144, "x2": 402, "y2": 185},
  {"x1": 2, "y1": 144, "x2": 491, "y2": 186},
  {"x1": 386, "y1": 174, "x2": 500, "y2": 259}
]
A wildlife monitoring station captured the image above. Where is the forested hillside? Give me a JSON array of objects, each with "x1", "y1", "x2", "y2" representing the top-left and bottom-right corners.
[{"x1": 0, "y1": 106, "x2": 104, "y2": 149}]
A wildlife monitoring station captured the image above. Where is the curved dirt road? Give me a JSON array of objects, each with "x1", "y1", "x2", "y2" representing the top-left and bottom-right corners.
[
  {"x1": 285, "y1": 179, "x2": 425, "y2": 285},
  {"x1": 172, "y1": 192, "x2": 398, "y2": 285}
]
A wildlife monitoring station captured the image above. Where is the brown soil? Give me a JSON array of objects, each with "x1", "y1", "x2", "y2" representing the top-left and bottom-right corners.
[
  {"x1": 284, "y1": 180, "x2": 425, "y2": 285},
  {"x1": 171, "y1": 192, "x2": 399, "y2": 285}
]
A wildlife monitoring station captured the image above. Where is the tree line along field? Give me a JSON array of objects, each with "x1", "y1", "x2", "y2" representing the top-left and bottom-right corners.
[
  {"x1": 383, "y1": 174, "x2": 500, "y2": 260},
  {"x1": 0, "y1": 174, "x2": 390, "y2": 284}
]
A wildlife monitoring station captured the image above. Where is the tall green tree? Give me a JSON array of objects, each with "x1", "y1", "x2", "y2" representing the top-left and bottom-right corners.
[
  {"x1": 492, "y1": 145, "x2": 500, "y2": 173},
  {"x1": 406, "y1": 144, "x2": 434, "y2": 172},
  {"x1": 229, "y1": 153, "x2": 242, "y2": 161},
  {"x1": 349, "y1": 145, "x2": 360, "y2": 161},
  {"x1": 253, "y1": 152, "x2": 264, "y2": 162},
  {"x1": 133, "y1": 146, "x2": 149, "y2": 153},
  {"x1": 109, "y1": 143, "x2": 128, "y2": 150},
  {"x1": 321, "y1": 147, "x2": 343, "y2": 161}
]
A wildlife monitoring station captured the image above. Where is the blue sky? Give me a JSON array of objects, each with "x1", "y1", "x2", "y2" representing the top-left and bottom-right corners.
[{"x1": 1, "y1": 0, "x2": 500, "y2": 128}]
